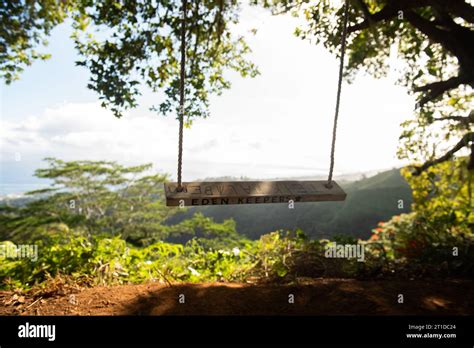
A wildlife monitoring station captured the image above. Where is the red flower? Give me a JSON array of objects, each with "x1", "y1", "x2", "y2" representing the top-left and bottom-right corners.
[{"x1": 369, "y1": 234, "x2": 380, "y2": 241}]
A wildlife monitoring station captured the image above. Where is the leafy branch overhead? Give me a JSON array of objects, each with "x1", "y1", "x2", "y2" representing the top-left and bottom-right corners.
[
  {"x1": 0, "y1": 0, "x2": 73, "y2": 83},
  {"x1": 1, "y1": 0, "x2": 259, "y2": 120},
  {"x1": 72, "y1": 0, "x2": 259, "y2": 120},
  {"x1": 261, "y1": 0, "x2": 473, "y2": 173}
]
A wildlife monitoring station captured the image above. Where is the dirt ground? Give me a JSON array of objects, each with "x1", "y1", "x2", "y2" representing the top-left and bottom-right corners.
[{"x1": 1, "y1": 278, "x2": 473, "y2": 316}]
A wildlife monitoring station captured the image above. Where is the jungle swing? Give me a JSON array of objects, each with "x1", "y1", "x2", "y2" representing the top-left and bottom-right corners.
[{"x1": 164, "y1": 0, "x2": 350, "y2": 207}]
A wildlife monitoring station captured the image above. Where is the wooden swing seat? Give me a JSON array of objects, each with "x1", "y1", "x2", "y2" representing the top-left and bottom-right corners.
[{"x1": 164, "y1": 180, "x2": 346, "y2": 206}]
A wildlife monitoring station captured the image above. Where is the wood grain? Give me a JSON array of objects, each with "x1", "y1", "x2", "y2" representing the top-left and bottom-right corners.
[{"x1": 164, "y1": 180, "x2": 346, "y2": 206}]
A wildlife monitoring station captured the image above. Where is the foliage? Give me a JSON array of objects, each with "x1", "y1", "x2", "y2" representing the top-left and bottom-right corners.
[
  {"x1": 369, "y1": 211, "x2": 474, "y2": 276},
  {"x1": 399, "y1": 158, "x2": 473, "y2": 269},
  {"x1": 402, "y1": 158, "x2": 474, "y2": 227},
  {"x1": 362, "y1": 159, "x2": 474, "y2": 276},
  {"x1": 1, "y1": 0, "x2": 259, "y2": 120},
  {"x1": 0, "y1": 224, "x2": 251, "y2": 289},
  {"x1": 72, "y1": 0, "x2": 259, "y2": 120},
  {"x1": 0, "y1": 0, "x2": 74, "y2": 83},
  {"x1": 166, "y1": 212, "x2": 244, "y2": 248},
  {"x1": 250, "y1": 230, "x2": 305, "y2": 278},
  {"x1": 2, "y1": 216, "x2": 474, "y2": 290},
  {"x1": 0, "y1": 225, "x2": 278, "y2": 290},
  {"x1": 0, "y1": 226, "x2": 360, "y2": 290},
  {"x1": 0, "y1": 158, "x2": 176, "y2": 243}
]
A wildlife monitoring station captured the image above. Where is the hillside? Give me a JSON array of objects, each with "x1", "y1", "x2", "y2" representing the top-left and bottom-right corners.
[
  {"x1": 1, "y1": 168, "x2": 412, "y2": 240},
  {"x1": 167, "y1": 168, "x2": 412, "y2": 240}
]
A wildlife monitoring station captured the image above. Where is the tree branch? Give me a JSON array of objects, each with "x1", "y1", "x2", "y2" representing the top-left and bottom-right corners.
[
  {"x1": 444, "y1": 0, "x2": 474, "y2": 24},
  {"x1": 348, "y1": 0, "x2": 474, "y2": 33},
  {"x1": 469, "y1": 142, "x2": 474, "y2": 171},
  {"x1": 405, "y1": 9, "x2": 474, "y2": 64},
  {"x1": 348, "y1": 4, "x2": 397, "y2": 33},
  {"x1": 401, "y1": 9, "x2": 474, "y2": 105},
  {"x1": 432, "y1": 113, "x2": 474, "y2": 126},
  {"x1": 414, "y1": 132, "x2": 474, "y2": 175},
  {"x1": 404, "y1": 10, "x2": 456, "y2": 49},
  {"x1": 348, "y1": 0, "x2": 453, "y2": 33},
  {"x1": 351, "y1": 0, "x2": 382, "y2": 45},
  {"x1": 414, "y1": 75, "x2": 471, "y2": 106}
]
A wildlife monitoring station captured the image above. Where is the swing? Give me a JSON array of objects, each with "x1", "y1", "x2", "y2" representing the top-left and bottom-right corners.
[{"x1": 165, "y1": 0, "x2": 350, "y2": 207}]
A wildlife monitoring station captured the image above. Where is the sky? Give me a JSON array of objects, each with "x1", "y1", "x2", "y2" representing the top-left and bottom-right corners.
[{"x1": 0, "y1": 4, "x2": 415, "y2": 196}]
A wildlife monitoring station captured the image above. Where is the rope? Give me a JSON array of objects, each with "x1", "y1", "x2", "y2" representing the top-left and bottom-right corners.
[
  {"x1": 177, "y1": 0, "x2": 187, "y2": 192},
  {"x1": 327, "y1": 0, "x2": 350, "y2": 189}
]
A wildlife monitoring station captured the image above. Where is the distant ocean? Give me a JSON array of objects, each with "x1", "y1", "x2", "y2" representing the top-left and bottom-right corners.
[{"x1": 0, "y1": 183, "x2": 49, "y2": 198}]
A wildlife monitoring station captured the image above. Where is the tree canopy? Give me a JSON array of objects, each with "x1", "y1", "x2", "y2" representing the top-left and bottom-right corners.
[
  {"x1": 0, "y1": 158, "x2": 175, "y2": 243},
  {"x1": 1, "y1": 0, "x2": 259, "y2": 120},
  {"x1": 0, "y1": 0, "x2": 73, "y2": 83},
  {"x1": 259, "y1": 0, "x2": 473, "y2": 173}
]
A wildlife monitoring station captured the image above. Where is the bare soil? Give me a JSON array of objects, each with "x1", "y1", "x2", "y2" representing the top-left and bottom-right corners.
[{"x1": 1, "y1": 278, "x2": 473, "y2": 316}]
